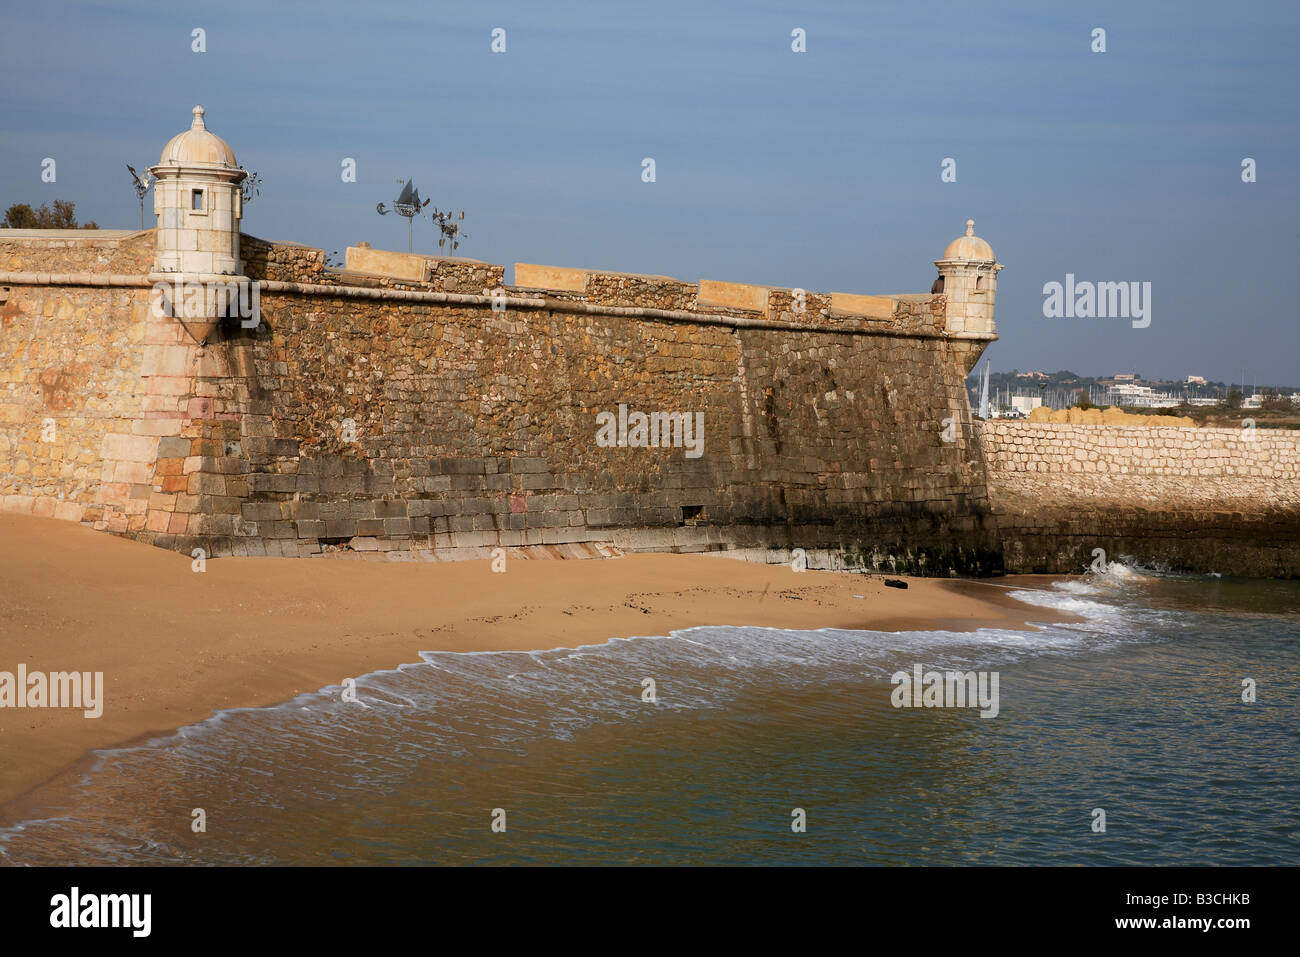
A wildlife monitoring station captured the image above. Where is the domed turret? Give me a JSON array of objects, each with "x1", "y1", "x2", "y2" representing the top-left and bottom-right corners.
[
  {"x1": 934, "y1": 218, "x2": 1003, "y2": 337},
  {"x1": 149, "y1": 105, "x2": 247, "y2": 280},
  {"x1": 158, "y1": 106, "x2": 240, "y2": 168},
  {"x1": 941, "y1": 219, "x2": 996, "y2": 263}
]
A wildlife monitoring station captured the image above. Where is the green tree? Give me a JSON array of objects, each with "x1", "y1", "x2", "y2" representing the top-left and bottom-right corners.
[
  {"x1": 3, "y1": 200, "x2": 97, "y2": 229},
  {"x1": 1073, "y1": 390, "x2": 1094, "y2": 410},
  {"x1": 1223, "y1": 389, "x2": 1243, "y2": 410}
]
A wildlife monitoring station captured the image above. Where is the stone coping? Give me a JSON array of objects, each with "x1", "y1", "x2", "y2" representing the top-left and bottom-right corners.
[
  {"x1": 0, "y1": 270, "x2": 999, "y2": 342},
  {"x1": 0, "y1": 229, "x2": 147, "y2": 240}
]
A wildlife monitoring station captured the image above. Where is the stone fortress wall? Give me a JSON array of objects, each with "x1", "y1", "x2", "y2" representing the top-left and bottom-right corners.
[
  {"x1": 3, "y1": 227, "x2": 1299, "y2": 577},
  {"x1": 0, "y1": 228, "x2": 1003, "y2": 574},
  {"x1": 4, "y1": 225, "x2": 1300, "y2": 577},
  {"x1": 2, "y1": 106, "x2": 1297, "y2": 578},
  {"x1": 980, "y1": 420, "x2": 1300, "y2": 576}
]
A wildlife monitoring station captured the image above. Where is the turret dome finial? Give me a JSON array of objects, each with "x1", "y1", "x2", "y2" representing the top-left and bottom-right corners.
[
  {"x1": 191, "y1": 105, "x2": 206, "y2": 130},
  {"x1": 938, "y1": 218, "x2": 997, "y2": 264}
]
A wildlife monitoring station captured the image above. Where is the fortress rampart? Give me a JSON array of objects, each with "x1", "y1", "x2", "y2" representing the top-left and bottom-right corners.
[
  {"x1": 4, "y1": 233, "x2": 1299, "y2": 576},
  {"x1": 980, "y1": 421, "x2": 1300, "y2": 577},
  {"x1": 2, "y1": 107, "x2": 1296, "y2": 578},
  {"x1": 0, "y1": 226, "x2": 1000, "y2": 572}
]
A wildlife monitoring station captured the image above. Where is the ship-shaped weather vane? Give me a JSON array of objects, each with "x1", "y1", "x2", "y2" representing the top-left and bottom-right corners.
[{"x1": 377, "y1": 179, "x2": 430, "y2": 253}]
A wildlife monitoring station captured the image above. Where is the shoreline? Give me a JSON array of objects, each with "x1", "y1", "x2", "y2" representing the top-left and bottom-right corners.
[{"x1": 0, "y1": 510, "x2": 1077, "y2": 817}]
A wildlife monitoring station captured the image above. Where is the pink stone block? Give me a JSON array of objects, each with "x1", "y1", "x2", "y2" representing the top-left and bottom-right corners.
[
  {"x1": 141, "y1": 395, "x2": 184, "y2": 413},
  {"x1": 187, "y1": 396, "x2": 215, "y2": 419},
  {"x1": 102, "y1": 433, "x2": 160, "y2": 463},
  {"x1": 114, "y1": 461, "x2": 154, "y2": 485},
  {"x1": 145, "y1": 377, "x2": 193, "y2": 397},
  {"x1": 132, "y1": 418, "x2": 184, "y2": 437},
  {"x1": 53, "y1": 501, "x2": 85, "y2": 522},
  {"x1": 140, "y1": 344, "x2": 193, "y2": 378},
  {"x1": 1, "y1": 495, "x2": 35, "y2": 514},
  {"x1": 144, "y1": 322, "x2": 186, "y2": 345},
  {"x1": 96, "y1": 483, "x2": 131, "y2": 506}
]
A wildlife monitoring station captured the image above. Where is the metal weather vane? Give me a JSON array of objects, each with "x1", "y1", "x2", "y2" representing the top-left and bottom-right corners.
[
  {"x1": 431, "y1": 207, "x2": 467, "y2": 257},
  {"x1": 126, "y1": 164, "x2": 152, "y2": 230},
  {"x1": 239, "y1": 167, "x2": 262, "y2": 204},
  {"x1": 377, "y1": 179, "x2": 430, "y2": 253}
]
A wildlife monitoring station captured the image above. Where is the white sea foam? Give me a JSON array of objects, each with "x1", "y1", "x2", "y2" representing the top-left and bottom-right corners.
[{"x1": 0, "y1": 578, "x2": 1152, "y2": 860}]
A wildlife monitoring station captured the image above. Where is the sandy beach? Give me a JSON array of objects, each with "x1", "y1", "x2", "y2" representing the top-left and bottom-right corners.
[{"x1": 0, "y1": 510, "x2": 1071, "y2": 808}]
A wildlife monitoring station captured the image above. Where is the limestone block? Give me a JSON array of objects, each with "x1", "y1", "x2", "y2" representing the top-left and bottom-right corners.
[
  {"x1": 829, "y1": 293, "x2": 895, "y2": 319},
  {"x1": 698, "y1": 279, "x2": 768, "y2": 313},
  {"x1": 514, "y1": 263, "x2": 587, "y2": 292}
]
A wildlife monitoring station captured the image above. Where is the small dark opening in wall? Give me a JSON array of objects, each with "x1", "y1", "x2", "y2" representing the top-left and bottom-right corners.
[
  {"x1": 680, "y1": 505, "x2": 705, "y2": 526},
  {"x1": 192, "y1": 189, "x2": 203, "y2": 210},
  {"x1": 318, "y1": 536, "x2": 352, "y2": 548}
]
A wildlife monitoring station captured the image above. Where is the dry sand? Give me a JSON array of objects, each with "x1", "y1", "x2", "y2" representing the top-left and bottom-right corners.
[{"x1": 0, "y1": 511, "x2": 1071, "y2": 807}]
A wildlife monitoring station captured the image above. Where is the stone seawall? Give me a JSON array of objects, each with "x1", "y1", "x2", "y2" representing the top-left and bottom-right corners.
[
  {"x1": 980, "y1": 421, "x2": 1300, "y2": 577},
  {"x1": 0, "y1": 245, "x2": 999, "y2": 573},
  {"x1": 214, "y1": 289, "x2": 993, "y2": 572},
  {"x1": 7, "y1": 230, "x2": 1298, "y2": 578},
  {"x1": 0, "y1": 281, "x2": 157, "y2": 533}
]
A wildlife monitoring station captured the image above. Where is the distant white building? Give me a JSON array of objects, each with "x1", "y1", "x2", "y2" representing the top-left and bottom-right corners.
[
  {"x1": 1010, "y1": 396, "x2": 1042, "y2": 415},
  {"x1": 1186, "y1": 375, "x2": 1206, "y2": 386},
  {"x1": 1107, "y1": 383, "x2": 1180, "y2": 408},
  {"x1": 1243, "y1": 393, "x2": 1264, "y2": 409},
  {"x1": 1186, "y1": 397, "x2": 1219, "y2": 407}
]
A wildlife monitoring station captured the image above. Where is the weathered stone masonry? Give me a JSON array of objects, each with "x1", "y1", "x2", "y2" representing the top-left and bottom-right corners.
[
  {"x1": 0, "y1": 236, "x2": 999, "y2": 572},
  {"x1": 981, "y1": 421, "x2": 1300, "y2": 577},
  {"x1": 6, "y1": 107, "x2": 1298, "y2": 577},
  {"x1": 5, "y1": 238, "x2": 1300, "y2": 576}
]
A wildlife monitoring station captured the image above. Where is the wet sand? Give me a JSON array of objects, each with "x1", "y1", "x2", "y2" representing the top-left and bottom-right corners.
[{"x1": 0, "y1": 510, "x2": 1073, "y2": 807}]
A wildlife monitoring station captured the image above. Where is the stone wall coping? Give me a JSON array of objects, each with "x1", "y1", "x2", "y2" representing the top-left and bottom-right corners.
[
  {"x1": 425, "y1": 254, "x2": 493, "y2": 265},
  {"x1": 242, "y1": 236, "x2": 320, "y2": 249},
  {"x1": 514, "y1": 263, "x2": 682, "y2": 284},
  {"x1": 0, "y1": 271, "x2": 998, "y2": 342},
  {"x1": 0, "y1": 271, "x2": 152, "y2": 287},
  {"x1": 981, "y1": 421, "x2": 1297, "y2": 439},
  {"x1": 0, "y1": 228, "x2": 149, "y2": 240}
]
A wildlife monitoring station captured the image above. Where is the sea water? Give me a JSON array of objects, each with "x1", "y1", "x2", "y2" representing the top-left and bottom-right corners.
[{"x1": 1, "y1": 567, "x2": 1296, "y2": 865}]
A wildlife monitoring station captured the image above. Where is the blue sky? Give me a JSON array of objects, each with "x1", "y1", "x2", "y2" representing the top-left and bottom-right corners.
[{"x1": 1, "y1": 0, "x2": 1296, "y2": 384}]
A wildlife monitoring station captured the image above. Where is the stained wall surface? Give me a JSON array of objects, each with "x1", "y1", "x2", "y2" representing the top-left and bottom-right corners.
[{"x1": 0, "y1": 232, "x2": 999, "y2": 573}]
